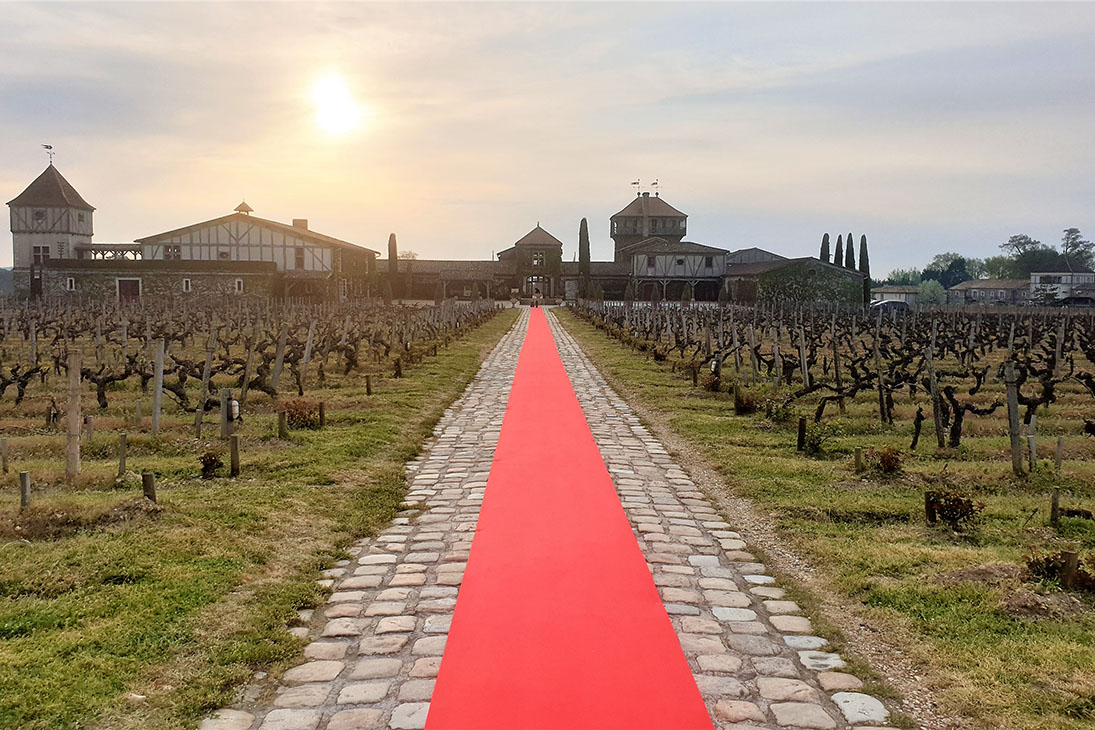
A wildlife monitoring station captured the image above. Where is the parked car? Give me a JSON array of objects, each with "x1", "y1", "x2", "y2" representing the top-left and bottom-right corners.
[{"x1": 869, "y1": 300, "x2": 910, "y2": 312}]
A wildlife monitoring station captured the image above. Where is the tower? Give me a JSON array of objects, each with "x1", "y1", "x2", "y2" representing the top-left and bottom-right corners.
[
  {"x1": 8, "y1": 164, "x2": 94, "y2": 295},
  {"x1": 609, "y1": 191, "x2": 687, "y2": 263}
]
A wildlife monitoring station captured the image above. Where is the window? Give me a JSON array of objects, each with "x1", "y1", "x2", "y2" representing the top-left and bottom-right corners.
[
  {"x1": 32, "y1": 245, "x2": 50, "y2": 264},
  {"x1": 33, "y1": 209, "x2": 45, "y2": 221},
  {"x1": 704, "y1": 256, "x2": 714, "y2": 268},
  {"x1": 651, "y1": 218, "x2": 659, "y2": 230},
  {"x1": 182, "y1": 279, "x2": 192, "y2": 293},
  {"x1": 531, "y1": 251, "x2": 545, "y2": 267},
  {"x1": 66, "y1": 277, "x2": 75, "y2": 292},
  {"x1": 234, "y1": 278, "x2": 244, "y2": 294},
  {"x1": 164, "y1": 245, "x2": 181, "y2": 260},
  {"x1": 77, "y1": 213, "x2": 85, "y2": 223},
  {"x1": 647, "y1": 255, "x2": 656, "y2": 268},
  {"x1": 295, "y1": 248, "x2": 305, "y2": 269},
  {"x1": 998, "y1": 290, "x2": 1005, "y2": 297},
  {"x1": 676, "y1": 258, "x2": 685, "y2": 266}
]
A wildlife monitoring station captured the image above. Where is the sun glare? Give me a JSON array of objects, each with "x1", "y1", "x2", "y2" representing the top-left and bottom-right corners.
[{"x1": 313, "y1": 74, "x2": 363, "y2": 134}]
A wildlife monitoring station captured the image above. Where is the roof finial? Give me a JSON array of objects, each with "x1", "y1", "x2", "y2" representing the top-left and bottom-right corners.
[
  {"x1": 42, "y1": 144, "x2": 54, "y2": 164},
  {"x1": 235, "y1": 199, "x2": 253, "y2": 215}
]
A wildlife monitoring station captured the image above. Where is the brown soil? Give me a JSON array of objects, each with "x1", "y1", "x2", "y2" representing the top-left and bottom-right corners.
[
  {"x1": 0, "y1": 498, "x2": 161, "y2": 541},
  {"x1": 1002, "y1": 589, "x2": 1085, "y2": 619},
  {"x1": 934, "y1": 563, "x2": 1024, "y2": 588}
]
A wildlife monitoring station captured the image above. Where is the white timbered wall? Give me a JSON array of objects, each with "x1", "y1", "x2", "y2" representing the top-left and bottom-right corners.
[
  {"x1": 633, "y1": 252, "x2": 726, "y2": 278},
  {"x1": 9, "y1": 206, "x2": 93, "y2": 267},
  {"x1": 141, "y1": 219, "x2": 335, "y2": 274}
]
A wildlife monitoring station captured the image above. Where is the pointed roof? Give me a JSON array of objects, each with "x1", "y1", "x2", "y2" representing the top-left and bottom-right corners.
[
  {"x1": 135, "y1": 212, "x2": 379, "y2": 255},
  {"x1": 611, "y1": 193, "x2": 685, "y2": 219},
  {"x1": 234, "y1": 201, "x2": 253, "y2": 214},
  {"x1": 512, "y1": 225, "x2": 564, "y2": 248},
  {"x1": 7, "y1": 164, "x2": 94, "y2": 210}
]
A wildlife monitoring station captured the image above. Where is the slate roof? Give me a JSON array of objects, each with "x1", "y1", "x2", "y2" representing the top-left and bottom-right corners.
[
  {"x1": 7, "y1": 164, "x2": 94, "y2": 210},
  {"x1": 611, "y1": 194, "x2": 686, "y2": 219},
  {"x1": 512, "y1": 225, "x2": 565, "y2": 248},
  {"x1": 560, "y1": 261, "x2": 631, "y2": 276},
  {"x1": 949, "y1": 279, "x2": 1029, "y2": 290},
  {"x1": 135, "y1": 212, "x2": 378, "y2": 254},
  {"x1": 1031, "y1": 257, "x2": 1095, "y2": 274},
  {"x1": 621, "y1": 238, "x2": 729, "y2": 255},
  {"x1": 376, "y1": 259, "x2": 514, "y2": 278}
]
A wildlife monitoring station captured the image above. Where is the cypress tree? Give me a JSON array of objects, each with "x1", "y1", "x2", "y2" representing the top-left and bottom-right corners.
[
  {"x1": 859, "y1": 234, "x2": 871, "y2": 304},
  {"x1": 834, "y1": 235, "x2": 844, "y2": 268},
  {"x1": 820, "y1": 233, "x2": 830, "y2": 263},
  {"x1": 387, "y1": 233, "x2": 400, "y2": 298},
  {"x1": 845, "y1": 232, "x2": 855, "y2": 269},
  {"x1": 578, "y1": 218, "x2": 591, "y2": 297}
]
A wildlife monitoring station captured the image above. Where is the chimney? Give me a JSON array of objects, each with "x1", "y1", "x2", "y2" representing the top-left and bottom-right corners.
[
  {"x1": 642, "y1": 192, "x2": 650, "y2": 198},
  {"x1": 292, "y1": 219, "x2": 308, "y2": 230}
]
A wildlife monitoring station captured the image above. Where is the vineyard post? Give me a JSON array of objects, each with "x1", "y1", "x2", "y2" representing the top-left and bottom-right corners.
[
  {"x1": 229, "y1": 434, "x2": 240, "y2": 477},
  {"x1": 121, "y1": 318, "x2": 128, "y2": 359},
  {"x1": 319, "y1": 401, "x2": 327, "y2": 429},
  {"x1": 0, "y1": 438, "x2": 6, "y2": 474},
  {"x1": 142, "y1": 472, "x2": 157, "y2": 503},
  {"x1": 873, "y1": 324, "x2": 886, "y2": 424},
  {"x1": 1056, "y1": 436, "x2": 1064, "y2": 472},
  {"x1": 772, "y1": 329, "x2": 782, "y2": 388},
  {"x1": 220, "y1": 388, "x2": 233, "y2": 438},
  {"x1": 1062, "y1": 551, "x2": 1079, "y2": 589},
  {"x1": 84, "y1": 415, "x2": 94, "y2": 441},
  {"x1": 854, "y1": 447, "x2": 864, "y2": 473},
  {"x1": 1027, "y1": 434, "x2": 1037, "y2": 472},
  {"x1": 118, "y1": 433, "x2": 127, "y2": 477},
  {"x1": 151, "y1": 338, "x2": 165, "y2": 436},
  {"x1": 1054, "y1": 318, "x2": 1065, "y2": 379},
  {"x1": 747, "y1": 325, "x2": 757, "y2": 385},
  {"x1": 19, "y1": 471, "x2": 30, "y2": 510},
  {"x1": 797, "y1": 417, "x2": 806, "y2": 451},
  {"x1": 240, "y1": 324, "x2": 257, "y2": 405},
  {"x1": 66, "y1": 350, "x2": 81, "y2": 480},
  {"x1": 1004, "y1": 362, "x2": 1023, "y2": 476},
  {"x1": 797, "y1": 327, "x2": 809, "y2": 387},
  {"x1": 1051, "y1": 487, "x2": 1060, "y2": 528},
  {"x1": 278, "y1": 410, "x2": 288, "y2": 439},
  {"x1": 29, "y1": 320, "x2": 37, "y2": 365}
]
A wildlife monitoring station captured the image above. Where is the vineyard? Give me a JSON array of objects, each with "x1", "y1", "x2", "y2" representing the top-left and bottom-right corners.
[
  {"x1": 564, "y1": 300, "x2": 1095, "y2": 730},
  {"x1": 0, "y1": 298, "x2": 511, "y2": 730}
]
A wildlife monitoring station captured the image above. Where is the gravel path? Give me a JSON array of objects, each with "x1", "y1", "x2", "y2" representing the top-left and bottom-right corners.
[{"x1": 201, "y1": 308, "x2": 895, "y2": 730}]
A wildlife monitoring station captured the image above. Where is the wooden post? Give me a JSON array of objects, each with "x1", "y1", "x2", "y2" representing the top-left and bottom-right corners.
[
  {"x1": 84, "y1": 415, "x2": 94, "y2": 441},
  {"x1": 118, "y1": 433, "x2": 127, "y2": 478},
  {"x1": 229, "y1": 434, "x2": 240, "y2": 477},
  {"x1": 1062, "y1": 550, "x2": 1079, "y2": 589},
  {"x1": 278, "y1": 410, "x2": 288, "y2": 439},
  {"x1": 19, "y1": 471, "x2": 30, "y2": 510},
  {"x1": 319, "y1": 402, "x2": 326, "y2": 429},
  {"x1": 796, "y1": 417, "x2": 806, "y2": 451},
  {"x1": 1004, "y1": 362, "x2": 1023, "y2": 477},
  {"x1": 366, "y1": 374, "x2": 372, "y2": 396},
  {"x1": 300, "y1": 321, "x2": 316, "y2": 387},
  {"x1": 220, "y1": 388, "x2": 233, "y2": 438},
  {"x1": 271, "y1": 324, "x2": 288, "y2": 392},
  {"x1": 66, "y1": 350, "x2": 81, "y2": 480},
  {"x1": 142, "y1": 471, "x2": 157, "y2": 503},
  {"x1": 151, "y1": 338, "x2": 165, "y2": 436},
  {"x1": 1056, "y1": 436, "x2": 1064, "y2": 472},
  {"x1": 1028, "y1": 434, "x2": 1037, "y2": 472},
  {"x1": 925, "y1": 492, "x2": 937, "y2": 525},
  {"x1": 1051, "y1": 487, "x2": 1060, "y2": 528},
  {"x1": 1, "y1": 437, "x2": 7, "y2": 474},
  {"x1": 854, "y1": 447, "x2": 864, "y2": 473}
]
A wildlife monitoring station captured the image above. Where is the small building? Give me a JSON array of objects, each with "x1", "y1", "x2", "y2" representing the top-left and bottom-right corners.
[
  {"x1": 610, "y1": 192, "x2": 687, "y2": 262},
  {"x1": 947, "y1": 279, "x2": 1029, "y2": 306},
  {"x1": 496, "y1": 225, "x2": 565, "y2": 298},
  {"x1": 871, "y1": 284, "x2": 920, "y2": 306},
  {"x1": 625, "y1": 238, "x2": 729, "y2": 301},
  {"x1": 1030, "y1": 260, "x2": 1095, "y2": 303}
]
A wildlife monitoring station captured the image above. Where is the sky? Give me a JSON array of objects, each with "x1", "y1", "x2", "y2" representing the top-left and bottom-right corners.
[{"x1": 2, "y1": 2, "x2": 1093, "y2": 275}]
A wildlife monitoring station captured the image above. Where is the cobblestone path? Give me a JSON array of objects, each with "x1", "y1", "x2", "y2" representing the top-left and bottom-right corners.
[{"x1": 202, "y1": 308, "x2": 893, "y2": 730}]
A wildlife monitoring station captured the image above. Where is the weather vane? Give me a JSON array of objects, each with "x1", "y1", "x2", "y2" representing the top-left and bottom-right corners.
[
  {"x1": 42, "y1": 144, "x2": 54, "y2": 163},
  {"x1": 631, "y1": 178, "x2": 661, "y2": 194}
]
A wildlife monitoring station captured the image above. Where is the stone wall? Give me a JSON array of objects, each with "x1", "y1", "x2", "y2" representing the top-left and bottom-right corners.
[{"x1": 38, "y1": 263, "x2": 276, "y2": 301}]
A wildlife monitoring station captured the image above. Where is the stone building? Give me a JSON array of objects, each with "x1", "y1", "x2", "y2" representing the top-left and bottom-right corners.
[
  {"x1": 610, "y1": 192, "x2": 687, "y2": 262},
  {"x1": 7, "y1": 164, "x2": 378, "y2": 301},
  {"x1": 946, "y1": 279, "x2": 1030, "y2": 306}
]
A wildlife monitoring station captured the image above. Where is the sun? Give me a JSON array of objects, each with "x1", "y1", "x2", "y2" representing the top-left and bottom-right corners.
[{"x1": 313, "y1": 74, "x2": 363, "y2": 134}]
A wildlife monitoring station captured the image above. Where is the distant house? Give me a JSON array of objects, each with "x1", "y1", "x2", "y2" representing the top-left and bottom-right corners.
[
  {"x1": 871, "y1": 284, "x2": 919, "y2": 306},
  {"x1": 947, "y1": 279, "x2": 1030, "y2": 306},
  {"x1": 1030, "y1": 259, "x2": 1095, "y2": 303}
]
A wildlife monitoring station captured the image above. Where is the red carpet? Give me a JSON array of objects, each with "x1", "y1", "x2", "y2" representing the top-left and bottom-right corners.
[{"x1": 426, "y1": 309, "x2": 713, "y2": 730}]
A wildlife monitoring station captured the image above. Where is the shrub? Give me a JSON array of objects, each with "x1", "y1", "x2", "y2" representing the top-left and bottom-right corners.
[
  {"x1": 199, "y1": 448, "x2": 223, "y2": 480},
  {"x1": 867, "y1": 446, "x2": 903, "y2": 474},
  {"x1": 700, "y1": 372, "x2": 721, "y2": 392},
  {"x1": 1026, "y1": 551, "x2": 1095, "y2": 591},
  {"x1": 763, "y1": 396, "x2": 793, "y2": 423},
  {"x1": 733, "y1": 386, "x2": 762, "y2": 415},
  {"x1": 804, "y1": 420, "x2": 843, "y2": 456},
  {"x1": 284, "y1": 399, "x2": 321, "y2": 429},
  {"x1": 925, "y1": 489, "x2": 985, "y2": 531}
]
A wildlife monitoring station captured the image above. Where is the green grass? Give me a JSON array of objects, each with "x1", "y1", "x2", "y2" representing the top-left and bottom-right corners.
[
  {"x1": 557, "y1": 307, "x2": 1095, "y2": 730},
  {"x1": 0, "y1": 308, "x2": 519, "y2": 730}
]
